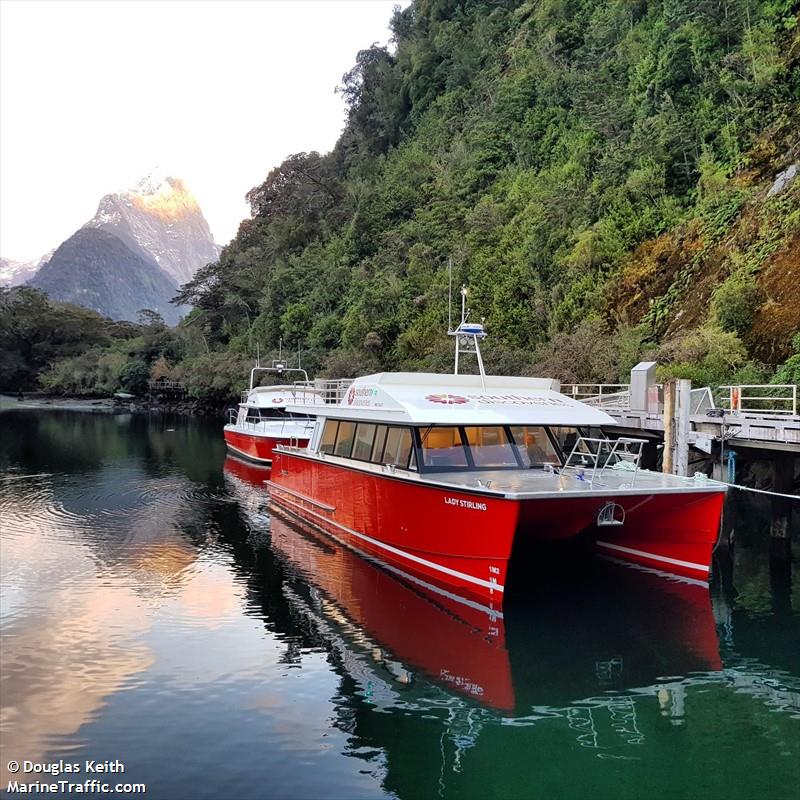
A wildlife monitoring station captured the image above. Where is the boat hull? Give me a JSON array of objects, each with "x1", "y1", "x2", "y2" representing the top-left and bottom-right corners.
[
  {"x1": 269, "y1": 451, "x2": 724, "y2": 604},
  {"x1": 223, "y1": 426, "x2": 309, "y2": 464}
]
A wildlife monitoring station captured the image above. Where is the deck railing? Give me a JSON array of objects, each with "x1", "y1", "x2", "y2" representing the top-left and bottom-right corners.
[
  {"x1": 312, "y1": 378, "x2": 355, "y2": 405},
  {"x1": 239, "y1": 379, "x2": 353, "y2": 406},
  {"x1": 717, "y1": 385, "x2": 797, "y2": 416},
  {"x1": 562, "y1": 435, "x2": 647, "y2": 488}
]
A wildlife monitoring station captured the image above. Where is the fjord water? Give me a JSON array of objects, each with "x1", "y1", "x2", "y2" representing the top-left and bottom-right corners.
[{"x1": 1, "y1": 411, "x2": 798, "y2": 800}]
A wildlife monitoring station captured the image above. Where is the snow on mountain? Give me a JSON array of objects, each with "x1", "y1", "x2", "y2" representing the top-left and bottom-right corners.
[
  {"x1": 0, "y1": 251, "x2": 53, "y2": 287},
  {"x1": 85, "y1": 170, "x2": 221, "y2": 286}
]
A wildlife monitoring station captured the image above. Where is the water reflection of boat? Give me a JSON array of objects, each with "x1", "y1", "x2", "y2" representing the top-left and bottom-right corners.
[
  {"x1": 262, "y1": 507, "x2": 722, "y2": 715},
  {"x1": 269, "y1": 509, "x2": 514, "y2": 710},
  {"x1": 223, "y1": 454, "x2": 271, "y2": 487}
]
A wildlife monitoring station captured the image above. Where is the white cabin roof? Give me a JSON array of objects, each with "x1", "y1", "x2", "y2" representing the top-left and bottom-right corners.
[
  {"x1": 285, "y1": 372, "x2": 617, "y2": 426},
  {"x1": 244, "y1": 384, "x2": 327, "y2": 409}
]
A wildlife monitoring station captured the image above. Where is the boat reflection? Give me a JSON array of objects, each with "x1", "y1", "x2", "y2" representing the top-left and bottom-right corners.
[{"x1": 223, "y1": 454, "x2": 271, "y2": 486}]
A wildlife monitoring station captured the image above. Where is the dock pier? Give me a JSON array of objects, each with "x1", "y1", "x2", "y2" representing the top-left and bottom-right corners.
[{"x1": 561, "y1": 365, "x2": 799, "y2": 547}]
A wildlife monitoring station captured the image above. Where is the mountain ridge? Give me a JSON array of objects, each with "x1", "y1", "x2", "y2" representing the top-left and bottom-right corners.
[
  {"x1": 17, "y1": 172, "x2": 219, "y2": 323},
  {"x1": 28, "y1": 228, "x2": 184, "y2": 326}
]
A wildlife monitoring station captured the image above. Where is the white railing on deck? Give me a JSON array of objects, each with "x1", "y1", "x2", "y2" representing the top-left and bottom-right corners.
[
  {"x1": 561, "y1": 384, "x2": 631, "y2": 407},
  {"x1": 239, "y1": 379, "x2": 354, "y2": 406},
  {"x1": 313, "y1": 379, "x2": 354, "y2": 405},
  {"x1": 717, "y1": 385, "x2": 797, "y2": 416},
  {"x1": 562, "y1": 435, "x2": 647, "y2": 487}
]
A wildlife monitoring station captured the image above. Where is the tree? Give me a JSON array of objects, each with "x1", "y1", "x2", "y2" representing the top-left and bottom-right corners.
[{"x1": 118, "y1": 360, "x2": 151, "y2": 395}]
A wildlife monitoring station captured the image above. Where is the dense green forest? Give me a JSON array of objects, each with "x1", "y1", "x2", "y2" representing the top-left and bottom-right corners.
[{"x1": 3, "y1": 0, "x2": 799, "y2": 399}]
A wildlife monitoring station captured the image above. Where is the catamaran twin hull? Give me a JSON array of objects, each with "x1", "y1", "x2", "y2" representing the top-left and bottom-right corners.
[{"x1": 267, "y1": 450, "x2": 725, "y2": 605}]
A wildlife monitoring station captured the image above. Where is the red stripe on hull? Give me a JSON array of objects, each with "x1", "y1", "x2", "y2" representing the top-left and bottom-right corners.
[
  {"x1": 270, "y1": 452, "x2": 724, "y2": 602},
  {"x1": 224, "y1": 429, "x2": 309, "y2": 464}
]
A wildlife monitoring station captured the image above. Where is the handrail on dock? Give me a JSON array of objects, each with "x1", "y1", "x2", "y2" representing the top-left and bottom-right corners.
[
  {"x1": 717, "y1": 384, "x2": 797, "y2": 416},
  {"x1": 560, "y1": 384, "x2": 631, "y2": 407}
]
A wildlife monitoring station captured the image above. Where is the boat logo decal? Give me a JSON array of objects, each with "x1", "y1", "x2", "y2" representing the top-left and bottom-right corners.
[
  {"x1": 347, "y1": 386, "x2": 379, "y2": 406},
  {"x1": 426, "y1": 393, "x2": 469, "y2": 405}
]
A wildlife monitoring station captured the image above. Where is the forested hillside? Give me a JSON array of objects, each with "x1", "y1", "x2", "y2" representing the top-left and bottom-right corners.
[{"x1": 5, "y1": 0, "x2": 799, "y2": 397}]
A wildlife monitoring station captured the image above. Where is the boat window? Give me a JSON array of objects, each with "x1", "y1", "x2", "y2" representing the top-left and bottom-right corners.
[
  {"x1": 257, "y1": 407, "x2": 289, "y2": 419},
  {"x1": 319, "y1": 420, "x2": 339, "y2": 454},
  {"x1": 370, "y1": 425, "x2": 388, "y2": 463},
  {"x1": 245, "y1": 408, "x2": 261, "y2": 424},
  {"x1": 420, "y1": 427, "x2": 469, "y2": 468},
  {"x1": 464, "y1": 426, "x2": 519, "y2": 467},
  {"x1": 333, "y1": 421, "x2": 357, "y2": 458},
  {"x1": 508, "y1": 426, "x2": 559, "y2": 466},
  {"x1": 384, "y1": 427, "x2": 413, "y2": 468},
  {"x1": 551, "y1": 426, "x2": 581, "y2": 456},
  {"x1": 352, "y1": 423, "x2": 377, "y2": 461}
]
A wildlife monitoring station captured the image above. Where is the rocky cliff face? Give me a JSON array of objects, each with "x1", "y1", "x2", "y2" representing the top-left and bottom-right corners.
[
  {"x1": 85, "y1": 171, "x2": 221, "y2": 285},
  {"x1": 29, "y1": 228, "x2": 184, "y2": 325},
  {"x1": 17, "y1": 171, "x2": 219, "y2": 324}
]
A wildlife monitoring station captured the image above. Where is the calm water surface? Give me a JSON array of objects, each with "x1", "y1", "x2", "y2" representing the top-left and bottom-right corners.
[{"x1": 1, "y1": 410, "x2": 798, "y2": 800}]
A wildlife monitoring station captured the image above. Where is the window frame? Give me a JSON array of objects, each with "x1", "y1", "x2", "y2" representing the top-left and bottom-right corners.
[
  {"x1": 333, "y1": 420, "x2": 357, "y2": 458},
  {"x1": 382, "y1": 425, "x2": 416, "y2": 471},
  {"x1": 319, "y1": 419, "x2": 340, "y2": 454},
  {"x1": 418, "y1": 425, "x2": 473, "y2": 471},
  {"x1": 351, "y1": 423, "x2": 378, "y2": 462},
  {"x1": 464, "y1": 425, "x2": 525, "y2": 469}
]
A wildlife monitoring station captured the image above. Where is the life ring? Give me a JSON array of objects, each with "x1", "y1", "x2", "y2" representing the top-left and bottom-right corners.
[{"x1": 272, "y1": 397, "x2": 284, "y2": 405}]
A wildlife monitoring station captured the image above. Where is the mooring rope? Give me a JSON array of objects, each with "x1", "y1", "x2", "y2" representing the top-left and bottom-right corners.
[{"x1": 726, "y1": 483, "x2": 799, "y2": 501}]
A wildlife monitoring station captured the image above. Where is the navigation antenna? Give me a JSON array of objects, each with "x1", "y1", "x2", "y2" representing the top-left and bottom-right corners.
[{"x1": 447, "y1": 260, "x2": 487, "y2": 389}]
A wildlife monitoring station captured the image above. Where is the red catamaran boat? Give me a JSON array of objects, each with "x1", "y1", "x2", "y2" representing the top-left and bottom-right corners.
[
  {"x1": 267, "y1": 299, "x2": 727, "y2": 605},
  {"x1": 223, "y1": 361, "x2": 328, "y2": 465}
]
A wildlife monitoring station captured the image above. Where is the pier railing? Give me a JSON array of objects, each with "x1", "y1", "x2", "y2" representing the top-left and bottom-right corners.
[
  {"x1": 717, "y1": 385, "x2": 797, "y2": 416},
  {"x1": 560, "y1": 384, "x2": 631, "y2": 407}
]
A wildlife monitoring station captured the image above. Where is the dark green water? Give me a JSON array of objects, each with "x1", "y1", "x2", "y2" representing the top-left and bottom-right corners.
[{"x1": 1, "y1": 410, "x2": 798, "y2": 800}]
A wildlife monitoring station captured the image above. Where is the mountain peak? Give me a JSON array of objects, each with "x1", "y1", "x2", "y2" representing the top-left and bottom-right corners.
[
  {"x1": 85, "y1": 172, "x2": 220, "y2": 286},
  {"x1": 133, "y1": 167, "x2": 176, "y2": 196}
]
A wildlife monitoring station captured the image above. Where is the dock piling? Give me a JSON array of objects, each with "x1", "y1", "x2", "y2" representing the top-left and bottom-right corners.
[
  {"x1": 676, "y1": 379, "x2": 691, "y2": 477},
  {"x1": 663, "y1": 380, "x2": 676, "y2": 475}
]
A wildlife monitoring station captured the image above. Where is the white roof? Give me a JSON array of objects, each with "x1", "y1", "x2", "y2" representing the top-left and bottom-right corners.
[
  {"x1": 245, "y1": 384, "x2": 327, "y2": 409},
  {"x1": 285, "y1": 372, "x2": 617, "y2": 426}
]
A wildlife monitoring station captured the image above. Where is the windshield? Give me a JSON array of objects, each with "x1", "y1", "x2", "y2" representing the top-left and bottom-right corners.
[{"x1": 419, "y1": 425, "x2": 560, "y2": 471}]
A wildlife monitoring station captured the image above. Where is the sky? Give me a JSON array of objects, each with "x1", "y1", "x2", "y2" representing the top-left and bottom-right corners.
[{"x1": 0, "y1": 0, "x2": 407, "y2": 261}]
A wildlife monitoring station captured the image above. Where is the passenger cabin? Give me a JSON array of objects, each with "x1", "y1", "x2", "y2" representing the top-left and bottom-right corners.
[{"x1": 289, "y1": 372, "x2": 616, "y2": 475}]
